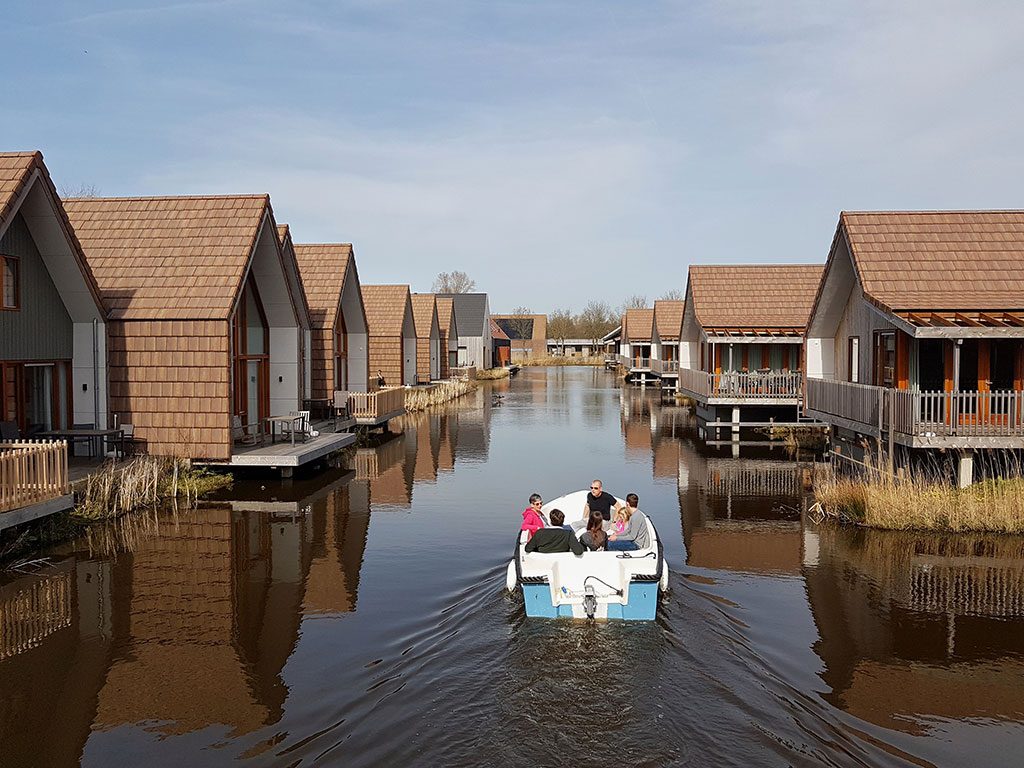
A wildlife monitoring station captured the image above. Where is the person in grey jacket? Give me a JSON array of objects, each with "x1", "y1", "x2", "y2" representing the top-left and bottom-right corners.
[{"x1": 608, "y1": 493, "x2": 651, "y2": 551}]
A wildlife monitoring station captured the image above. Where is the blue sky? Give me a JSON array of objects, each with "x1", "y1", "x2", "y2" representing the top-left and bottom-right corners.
[{"x1": 6, "y1": 1, "x2": 1024, "y2": 313}]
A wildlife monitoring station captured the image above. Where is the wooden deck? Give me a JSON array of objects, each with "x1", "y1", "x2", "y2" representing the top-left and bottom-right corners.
[
  {"x1": 199, "y1": 421, "x2": 357, "y2": 470},
  {"x1": 350, "y1": 387, "x2": 407, "y2": 426}
]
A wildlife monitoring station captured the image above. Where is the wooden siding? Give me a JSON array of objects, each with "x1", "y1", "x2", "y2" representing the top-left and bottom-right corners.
[
  {"x1": 107, "y1": 319, "x2": 232, "y2": 459},
  {"x1": 368, "y1": 335, "x2": 405, "y2": 389},
  {"x1": 0, "y1": 213, "x2": 73, "y2": 361},
  {"x1": 310, "y1": 326, "x2": 336, "y2": 401},
  {"x1": 832, "y1": 274, "x2": 898, "y2": 383}
]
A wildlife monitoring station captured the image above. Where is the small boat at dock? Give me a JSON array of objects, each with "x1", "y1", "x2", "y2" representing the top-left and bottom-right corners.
[{"x1": 506, "y1": 490, "x2": 668, "y2": 620}]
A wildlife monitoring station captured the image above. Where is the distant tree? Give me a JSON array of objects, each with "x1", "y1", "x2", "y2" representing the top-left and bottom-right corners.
[
  {"x1": 577, "y1": 300, "x2": 616, "y2": 343},
  {"x1": 59, "y1": 182, "x2": 100, "y2": 199},
  {"x1": 621, "y1": 294, "x2": 648, "y2": 312},
  {"x1": 547, "y1": 308, "x2": 575, "y2": 353},
  {"x1": 432, "y1": 271, "x2": 476, "y2": 294},
  {"x1": 659, "y1": 289, "x2": 683, "y2": 301},
  {"x1": 505, "y1": 306, "x2": 535, "y2": 340}
]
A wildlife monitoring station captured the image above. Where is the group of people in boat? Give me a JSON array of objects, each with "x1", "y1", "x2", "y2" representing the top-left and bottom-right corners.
[{"x1": 520, "y1": 480, "x2": 651, "y2": 556}]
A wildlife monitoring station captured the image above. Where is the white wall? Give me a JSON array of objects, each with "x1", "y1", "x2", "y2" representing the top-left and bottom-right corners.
[
  {"x1": 340, "y1": 261, "x2": 369, "y2": 392},
  {"x1": 270, "y1": 328, "x2": 300, "y2": 415},
  {"x1": 403, "y1": 336, "x2": 417, "y2": 385},
  {"x1": 72, "y1": 321, "x2": 107, "y2": 429},
  {"x1": 806, "y1": 338, "x2": 834, "y2": 379}
]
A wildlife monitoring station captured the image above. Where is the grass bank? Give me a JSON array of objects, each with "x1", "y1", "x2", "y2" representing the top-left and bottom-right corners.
[
  {"x1": 405, "y1": 378, "x2": 477, "y2": 411},
  {"x1": 814, "y1": 466, "x2": 1024, "y2": 533},
  {"x1": 519, "y1": 356, "x2": 604, "y2": 366},
  {"x1": 475, "y1": 367, "x2": 510, "y2": 380}
]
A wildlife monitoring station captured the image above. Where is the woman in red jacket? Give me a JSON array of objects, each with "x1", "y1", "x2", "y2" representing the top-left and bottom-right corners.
[{"x1": 520, "y1": 493, "x2": 547, "y2": 540}]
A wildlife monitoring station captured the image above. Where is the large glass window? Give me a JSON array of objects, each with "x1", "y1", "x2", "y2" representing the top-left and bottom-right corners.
[
  {"x1": 23, "y1": 364, "x2": 53, "y2": 434},
  {"x1": 335, "y1": 312, "x2": 348, "y2": 390},
  {"x1": 232, "y1": 276, "x2": 269, "y2": 425}
]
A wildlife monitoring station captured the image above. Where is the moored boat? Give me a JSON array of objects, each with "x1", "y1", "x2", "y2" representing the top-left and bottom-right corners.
[{"x1": 506, "y1": 490, "x2": 668, "y2": 620}]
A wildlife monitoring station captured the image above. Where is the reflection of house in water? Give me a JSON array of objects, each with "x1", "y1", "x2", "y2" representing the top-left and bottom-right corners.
[
  {"x1": 357, "y1": 433, "x2": 413, "y2": 508},
  {"x1": 0, "y1": 478, "x2": 372, "y2": 760},
  {"x1": 804, "y1": 526, "x2": 1024, "y2": 732},
  {"x1": 678, "y1": 438, "x2": 812, "y2": 576}
]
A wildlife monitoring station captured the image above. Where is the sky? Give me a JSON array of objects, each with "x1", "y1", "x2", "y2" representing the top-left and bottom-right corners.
[{"x1": 5, "y1": 0, "x2": 1024, "y2": 314}]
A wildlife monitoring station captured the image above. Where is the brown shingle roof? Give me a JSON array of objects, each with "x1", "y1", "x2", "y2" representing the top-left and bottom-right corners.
[
  {"x1": 0, "y1": 151, "x2": 105, "y2": 313},
  {"x1": 64, "y1": 194, "x2": 270, "y2": 320},
  {"x1": 436, "y1": 297, "x2": 456, "y2": 336},
  {"x1": 653, "y1": 300, "x2": 684, "y2": 340},
  {"x1": 362, "y1": 284, "x2": 411, "y2": 337},
  {"x1": 410, "y1": 294, "x2": 438, "y2": 339},
  {"x1": 687, "y1": 265, "x2": 823, "y2": 331},
  {"x1": 841, "y1": 211, "x2": 1024, "y2": 312},
  {"x1": 623, "y1": 308, "x2": 654, "y2": 342},
  {"x1": 489, "y1": 318, "x2": 509, "y2": 341},
  {"x1": 293, "y1": 243, "x2": 353, "y2": 320}
]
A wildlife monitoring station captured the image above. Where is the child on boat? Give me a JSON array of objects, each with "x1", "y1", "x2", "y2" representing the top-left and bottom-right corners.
[
  {"x1": 520, "y1": 493, "x2": 547, "y2": 540},
  {"x1": 580, "y1": 510, "x2": 608, "y2": 551}
]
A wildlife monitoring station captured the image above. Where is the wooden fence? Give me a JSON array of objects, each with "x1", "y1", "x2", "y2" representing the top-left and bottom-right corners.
[
  {"x1": 678, "y1": 369, "x2": 803, "y2": 401},
  {"x1": 349, "y1": 387, "x2": 407, "y2": 424},
  {"x1": 0, "y1": 440, "x2": 69, "y2": 514},
  {"x1": 806, "y1": 378, "x2": 1024, "y2": 438}
]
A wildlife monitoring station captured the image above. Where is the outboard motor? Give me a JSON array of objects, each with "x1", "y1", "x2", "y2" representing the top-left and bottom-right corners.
[{"x1": 583, "y1": 584, "x2": 597, "y2": 619}]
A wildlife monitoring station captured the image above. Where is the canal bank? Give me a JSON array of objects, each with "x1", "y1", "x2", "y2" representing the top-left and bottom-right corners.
[{"x1": 2, "y1": 368, "x2": 1023, "y2": 767}]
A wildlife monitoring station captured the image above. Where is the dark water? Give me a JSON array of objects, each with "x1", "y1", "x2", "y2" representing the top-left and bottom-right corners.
[{"x1": 2, "y1": 368, "x2": 1024, "y2": 767}]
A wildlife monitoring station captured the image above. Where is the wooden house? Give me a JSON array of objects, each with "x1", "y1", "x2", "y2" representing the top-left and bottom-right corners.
[
  {"x1": 619, "y1": 308, "x2": 655, "y2": 383},
  {"x1": 0, "y1": 152, "x2": 108, "y2": 437},
  {"x1": 679, "y1": 264, "x2": 823, "y2": 434},
  {"x1": 410, "y1": 294, "x2": 441, "y2": 383},
  {"x1": 435, "y1": 297, "x2": 458, "y2": 377},
  {"x1": 652, "y1": 299, "x2": 684, "y2": 386},
  {"x1": 435, "y1": 292, "x2": 492, "y2": 368},
  {"x1": 491, "y1": 313, "x2": 547, "y2": 359},
  {"x1": 361, "y1": 285, "x2": 417, "y2": 387},
  {"x1": 276, "y1": 225, "x2": 314, "y2": 402},
  {"x1": 804, "y1": 211, "x2": 1024, "y2": 484},
  {"x1": 490, "y1": 318, "x2": 511, "y2": 366},
  {"x1": 292, "y1": 242, "x2": 370, "y2": 400},
  {"x1": 64, "y1": 194, "x2": 308, "y2": 461}
]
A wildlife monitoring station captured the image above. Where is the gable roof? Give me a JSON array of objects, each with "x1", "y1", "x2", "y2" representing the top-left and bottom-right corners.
[
  {"x1": 361, "y1": 284, "x2": 412, "y2": 337},
  {"x1": 275, "y1": 224, "x2": 312, "y2": 328},
  {"x1": 436, "y1": 297, "x2": 457, "y2": 337},
  {"x1": 489, "y1": 318, "x2": 509, "y2": 341},
  {"x1": 434, "y1": 293, "x2": 487, "y2": 336},
  {"x1": 653, "y1": 300, "x2": 684, "y2": 340},
  {"x1": 293, "y1": 242, "x2": 354, "y2": 328},
  {"x1": 839, "y1": 211, "x2": 1024, "y2": 313},
  {"x1": 623, "y1": 308, "x2": 654, "y2": 342},
  {"x1": 410, "y1": 294, "x2": 438, "y2": 339},
  {"x1": 64, "y1": 194, "x2": 271, "y2": 320},
  {"x1": 0, "y1": 151, "x2": 105, "y2": 313},
  {"x1": 687, "y1": 264, "x2": 823, "y2": 331}
]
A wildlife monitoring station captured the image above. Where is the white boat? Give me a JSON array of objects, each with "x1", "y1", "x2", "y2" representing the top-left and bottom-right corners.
[{"x1": 505, "y1": 490, "x2": 669, "y2": 620}]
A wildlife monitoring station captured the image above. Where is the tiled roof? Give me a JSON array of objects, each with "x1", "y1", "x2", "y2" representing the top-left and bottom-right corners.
[
  {"x1": 0, "y1": 151, "x2": 105, "y2": 313},
  {"x1": 275, "y1": 224, "x2": 312, "y2": 328},
  {"x1": 293, "y1": 243, "x2": 353, "y2": 319},
  {"x1": 435, "y1": 293, "x2": 488, "y2": 336},
  {"x1": 362, "y1": 284, "x2": 411, "y2": 337},
  {"x1": 623, "y1": 308, "x2": 654, "y2": 342},
  {"x1": 688, "y1": 265, "x2": 823, "y2": 330},
  {"x1": 653, "y1": 300, "x2": 684, "y2": 340},
  {"x1": 410, "y1": 294, "x2": 438, "y2": 339},
  {"x1": 841, "y1": 211, "x2": 1024, "y2": 312},
  {"x1": 64, "y1": 194, "x2": 270, "y2": 320},
  {"x1": 489, "y1": 318, "x2": 509, "y2": 341},
  {"x1": 436, "y1": 297, "x2": 456, "y2": 337}
]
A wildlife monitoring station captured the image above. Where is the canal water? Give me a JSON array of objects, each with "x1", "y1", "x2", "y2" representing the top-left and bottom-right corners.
[{"x1": 2, "y1": 367, "x2": 1023, "y2": 767}]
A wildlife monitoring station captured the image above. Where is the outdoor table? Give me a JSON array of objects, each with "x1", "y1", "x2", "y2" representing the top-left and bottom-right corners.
[
  {"x1": 38, "y1": 427, "x2": 123, "y2": 458},
  {"x1": 265, "y1": 415, "x2": 306, "y2": 446}
]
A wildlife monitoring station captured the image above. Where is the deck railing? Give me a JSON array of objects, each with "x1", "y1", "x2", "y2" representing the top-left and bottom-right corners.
[
  {"x1": 450, "y1": 366, "x2": 477, "y2": 380},
  {"x1": 678, "y1": 369, "x2": 804, "y2": 401},
  {"x1": 0, "y1": 567, "x2": 73, "y2": 660},
  {"x1": 805, "y1": 378, "x2": 1024, "y2": 438},
  {"x1": 650, "y1": 359, "x2": 679, "y2": 375},
  {"x1": 349, "y1": 387, "x2": 407, "y2": 423},
  {"x1": 0, "y1": 440, "x2": 69, "y2": 514}
]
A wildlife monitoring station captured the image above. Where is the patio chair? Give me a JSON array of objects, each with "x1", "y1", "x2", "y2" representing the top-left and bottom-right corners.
[
  {"x1": 333, "y1": 390, "x2": 350, "y2": 431},
  {"x1": 282, "y1": 410, "x2": 311, "y2": 443},
  {"x1": 231, "y1": 415, "x2": 264, "y2": 446},
  {"x1": 72, "y1": 422, "x2": 97, "y2": 457}
]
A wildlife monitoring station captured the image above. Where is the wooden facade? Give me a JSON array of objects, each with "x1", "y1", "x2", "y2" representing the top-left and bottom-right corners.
[
  {"x1": 292, "y1": 242, "x2": 370, "y2": 400},
  {"x1": 435, "y1": 297, "x2": 458, "y2": 378},
  {"x1": 410, "y1": 294, "x2": 441, "y2": 383},
  {"x1": 65, "y1": 195, "x2": 306, "y2": 461},
  {"x1": 361, "y1": 285, "x2": 417, "y2": 388}
]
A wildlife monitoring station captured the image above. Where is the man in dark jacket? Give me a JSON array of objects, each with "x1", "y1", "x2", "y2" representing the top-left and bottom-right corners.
[{"x1": 525, "y1": 509, "x2": 585, "y2": 555}]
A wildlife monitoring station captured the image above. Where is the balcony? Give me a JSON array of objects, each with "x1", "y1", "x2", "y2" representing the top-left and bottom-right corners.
[
  {"x1": 650, "y1": 359, "x2": 679, "y2": 375},
  {"x1": 349, "y1": 387, "x2": 407, "y2": 426},
  {"x1": 805, "y1": 378, "x2": 1024, "y2": 448},
  {"x1": 678, "y1": 369, "x2": 804, "y2": 403}
]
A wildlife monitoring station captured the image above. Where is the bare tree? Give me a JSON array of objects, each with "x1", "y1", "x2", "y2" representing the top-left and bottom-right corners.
[
  {"x1": 59, "y1": 182, "x2": 100, "y2": 199},
  {"x1": 621, "y1": 294, "x2": 648, "y2": 312},
  {"x1": 547, "y1": 308, "x2": 575, "y2": 354},
  {"x1": 577, "y1": 300, "x2": 616, "y2": 343},
  {"x1": 658, "y1": 289, "x2": 683, "y2": 301},
  {"x1": 432, "y1": 270, "x2": 476, "y2": 294},
  {"x1": 504, "y1": 305, "x2": 535, "y2": 340}
]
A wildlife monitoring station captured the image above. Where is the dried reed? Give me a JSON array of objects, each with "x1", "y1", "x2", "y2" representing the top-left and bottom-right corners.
[
  {"x1": 475, "y1": 367, "x2": 510, "y2": 380},
  {"x1": 404, "y1": 378, "x2": 478, "y2": 412}
]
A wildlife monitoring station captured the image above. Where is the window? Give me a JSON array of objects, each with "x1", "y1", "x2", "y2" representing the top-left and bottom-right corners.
[
  {"x1": 2, "y1": 256, "x2": 18, "y2": 310},
  {"x1": 847, "y1": 337, "x2": 859, "y2": 383},
  {"x1": 873, "y1": 331, "x2": 895, "y2": 387},
  {"x1": 335, "y1": 312, "x2": 348, "y2": 390}
]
